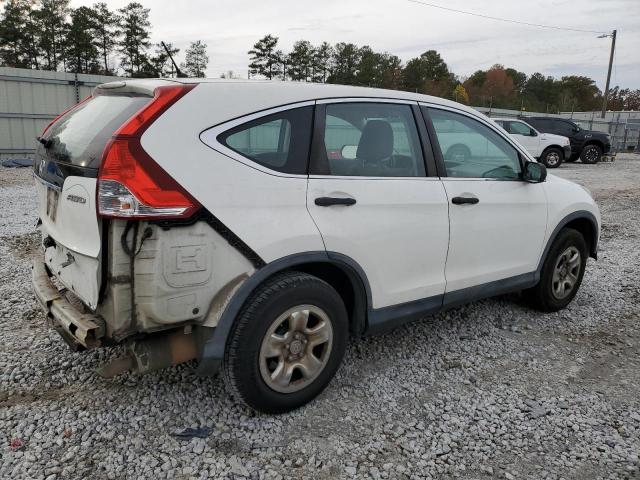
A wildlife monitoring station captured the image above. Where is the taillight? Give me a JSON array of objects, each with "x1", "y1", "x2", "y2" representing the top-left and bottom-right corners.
[
  {"x1": 97, "y1": 84, "x2": 199, "y2": 219},
  {"x1": 40, "y1": 95, "x2": 92, "y2": 137}
]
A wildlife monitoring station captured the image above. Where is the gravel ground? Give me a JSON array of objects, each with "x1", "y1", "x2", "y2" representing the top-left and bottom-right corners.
[{"x1": 1, "y1": 155, "x2": 639, "y2": 480}]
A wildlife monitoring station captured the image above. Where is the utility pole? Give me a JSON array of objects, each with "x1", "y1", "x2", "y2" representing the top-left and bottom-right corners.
[{"x1": 600, "y1": 29, "x2": 616, "y2": 118}]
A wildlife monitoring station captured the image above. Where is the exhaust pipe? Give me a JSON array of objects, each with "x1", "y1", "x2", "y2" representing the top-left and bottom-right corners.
[{"x1": 97, "y1": 328, "x2": 197, "y2": 378}]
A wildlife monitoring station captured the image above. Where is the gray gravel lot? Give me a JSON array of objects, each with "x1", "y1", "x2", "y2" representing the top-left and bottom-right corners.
[{"x1": 1, "y1": 156, "x2": 639, "y2": 480}]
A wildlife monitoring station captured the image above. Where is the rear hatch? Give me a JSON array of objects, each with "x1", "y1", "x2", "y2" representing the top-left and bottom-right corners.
[{"x1": 34, "y1": 92, "x2": 152, "y2": 309}]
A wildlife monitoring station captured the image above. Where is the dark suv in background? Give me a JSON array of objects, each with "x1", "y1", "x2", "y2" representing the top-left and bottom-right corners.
[{"x1": 524, "y1": 117, "x2": 612, "y2": 164}]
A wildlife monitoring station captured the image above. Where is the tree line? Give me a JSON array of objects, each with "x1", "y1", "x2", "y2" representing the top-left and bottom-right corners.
[
  {"x1": 0, "y1": 0, "x2": 209, "y2": 77},
  {"x1": 248, "y1": 35, "x2": 640, "y2": 112}
]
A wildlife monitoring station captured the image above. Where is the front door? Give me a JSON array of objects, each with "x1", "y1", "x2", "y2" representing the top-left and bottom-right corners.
[
  {"x1": 508, "y1": 120, "x2": 542, "y2": 157},
  {"x1": 424, "y1": 106, "x2": 547, "y2": 296},
  {"x1": 307, "y1": 100, "x2": 450, "y2": 309}
]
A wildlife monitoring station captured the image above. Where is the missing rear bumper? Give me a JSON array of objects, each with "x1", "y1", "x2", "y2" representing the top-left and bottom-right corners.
[{"x1": 32, "y1": 255, "x2": 105, "y2": 349}]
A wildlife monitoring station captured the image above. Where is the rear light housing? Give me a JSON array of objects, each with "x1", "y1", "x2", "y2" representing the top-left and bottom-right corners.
[
  {"x1": 40, "y1": 95, "x2": 92, "y2": 137},
  {"x1": 97, "y1": 84, "x2": 200, "y2": 219}
]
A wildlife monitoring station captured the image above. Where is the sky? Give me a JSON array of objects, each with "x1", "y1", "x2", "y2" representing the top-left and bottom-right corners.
[{"x1": 72, "y1": 0, "x2": 640, "y2": 89}]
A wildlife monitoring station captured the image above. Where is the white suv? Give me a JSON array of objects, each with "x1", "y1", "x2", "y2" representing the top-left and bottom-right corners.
[
  {"x1": 32, "y1": 80, "x2": 600, "y2": 413},
  {"x1": 493, "y1": 117, "x2": 571, "y2": 168}
]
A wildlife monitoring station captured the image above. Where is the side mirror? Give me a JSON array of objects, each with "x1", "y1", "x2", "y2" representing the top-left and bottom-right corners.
[
  {"x1": 529, "y1": 129, "x2": 538, "y2": 137},
  {"x1": 340, "y1": 144, "x2": 358, "y2": 160},
  {"x1": 522, "y1": 161, "x2": 547, "y2": 183}
]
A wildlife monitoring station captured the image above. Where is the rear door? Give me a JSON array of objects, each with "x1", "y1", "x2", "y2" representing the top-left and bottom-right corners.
[
  {"x1": 422, "y1": 105, "x2": 547, "y2": 296},
  {"x1": 306, "y1": 99, "x2": 449, "y2": 309},
  {"x1": 34, "y1": 93, "x2": 152, "y2": 309}
]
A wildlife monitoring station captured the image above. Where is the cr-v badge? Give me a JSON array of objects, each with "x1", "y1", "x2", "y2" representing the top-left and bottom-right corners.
[{"x1": 66, "y1": 194, "x2": 87, "y2": 204}]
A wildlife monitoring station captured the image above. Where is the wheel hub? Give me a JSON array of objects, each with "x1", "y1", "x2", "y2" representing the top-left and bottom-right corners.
[{"x1": 289, "y1": 338, "x2": 304, "y2": 356}]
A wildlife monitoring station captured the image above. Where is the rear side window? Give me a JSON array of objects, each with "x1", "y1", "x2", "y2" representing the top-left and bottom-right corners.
[
  {"x1": 320, "y1": 102, "x2": 425, "y2": 177},
  {"x1": 43, "y1": 94, "x2": 150, "y2": 169},
  {"x1": 218, "y1": 106, "x2": 313, "y2": 174}
]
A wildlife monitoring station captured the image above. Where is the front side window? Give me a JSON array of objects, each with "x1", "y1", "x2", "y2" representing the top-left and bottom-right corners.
[
  {"x1": 428, "y1": 108, "x2": 521, "y2": 179},
  {"x1": 320, "y1": 103, "x2": 425, "y2": 177},
  {"x1": 509, "y1": 121, "x2": 535, "y2": 136},
  {"x1": 218, "y1": 106, "x2": 313, "y2": 174}
]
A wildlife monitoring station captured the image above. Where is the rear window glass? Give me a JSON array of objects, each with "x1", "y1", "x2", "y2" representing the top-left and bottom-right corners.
[{"x1": 44, "y1": 94, "x2": 150, "y2": 169}]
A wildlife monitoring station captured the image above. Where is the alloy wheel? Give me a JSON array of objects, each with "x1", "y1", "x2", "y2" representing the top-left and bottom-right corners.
[
  {"x1": 552, "y1": 246, "x2": 581, "y2": 299},
  {"x1": 259, "y1": 305, "x2": 333, "y2": 393},
  {"x1": 546, "y1": 151, "x2": 560, "y2": 167}
]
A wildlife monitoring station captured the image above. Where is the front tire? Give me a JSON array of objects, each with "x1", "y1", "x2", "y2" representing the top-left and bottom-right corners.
[
  {"x1": 525, "y1": 228, "x2": 588, "y2": 312},
  {"x1": 580, "y1": 144, "x2": 602, "y2": 164},
  {"x1": 540, "y1": 147, "x2": 563, "y2": 168},
  {"x1": 223, "y1": 271, "x2": 348, "y2": 414}
]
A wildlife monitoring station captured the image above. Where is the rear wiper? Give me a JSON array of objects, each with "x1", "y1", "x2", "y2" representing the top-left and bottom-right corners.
[{"x1": 36, "y1": 136, "x2": 52, "y2": 149}]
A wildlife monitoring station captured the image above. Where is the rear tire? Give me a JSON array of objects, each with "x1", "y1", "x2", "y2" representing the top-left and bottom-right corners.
[
  {"x1": 580, "y1": 144, "x2": 602, "y2": 164},
  {"x1": 540, "y1": 147, "x2": 563, "y2": 168},
  {"x1": 525, "y1": 228, "x2": 588, "y2": 312},
  {"x1": 223, "y1": 271, "x2": 348, "y2": 414}
]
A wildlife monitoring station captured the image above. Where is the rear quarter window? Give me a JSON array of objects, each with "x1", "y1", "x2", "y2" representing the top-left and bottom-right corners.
[{"x1": 217, "y1": 106, "x2": 314, "y2": 175}]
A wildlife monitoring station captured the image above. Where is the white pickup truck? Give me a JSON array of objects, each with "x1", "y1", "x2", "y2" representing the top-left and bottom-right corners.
[{"x1": 493, "y1": 117, "x2": 571, "y2": 168}]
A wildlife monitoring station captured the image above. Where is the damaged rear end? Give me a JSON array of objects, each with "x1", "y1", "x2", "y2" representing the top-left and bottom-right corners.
[{"x1": 32, "y1": 80, "x2": 255, "y2": 376}]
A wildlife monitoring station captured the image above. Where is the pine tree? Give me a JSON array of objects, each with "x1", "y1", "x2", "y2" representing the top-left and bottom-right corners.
[
  {"x1": 64, "y1": 6, "x2": 99, "y2": 73},
  {"x1": 248, "y1": 34, "x2": 280, "y2": 79},
  {"x1": 311, "y1": 42, "x2": 333, "y2": 83},
  {"x1": 0, "y1": 0, "x2": 38, "y2": 68},
  {"x1": 328, "y1": 43, "x2": 360, "y2": 85},
  {"x1": 91, "y1": 2, "x2": 118, "y2": 74},
  {"x1": 286, "y1": 40, "x2": 313, "y2": 81},
  {"x1": 35, "y1": 0, "x2": 70, "y2": 71},
  {"x1": 117, "y1": 2, "x2": 151, "y2": 77},
  {"x1": 181, "y1": 40, "x2": 208, "y2": 78}
]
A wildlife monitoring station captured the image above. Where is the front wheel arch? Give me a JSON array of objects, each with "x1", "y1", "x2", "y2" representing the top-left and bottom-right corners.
[{"x1": 537, "y1": 211, "x2": 599, "y2": 275}]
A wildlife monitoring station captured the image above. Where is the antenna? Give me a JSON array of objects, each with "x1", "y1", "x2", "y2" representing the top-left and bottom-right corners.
[{"x1": 161, "y1": 41, "x2": 186, "y2": 78}]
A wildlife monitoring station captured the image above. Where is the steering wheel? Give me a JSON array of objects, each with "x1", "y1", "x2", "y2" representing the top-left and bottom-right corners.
[{"x1": 482, "y1": 165, "x2": 515, "y2": 178}]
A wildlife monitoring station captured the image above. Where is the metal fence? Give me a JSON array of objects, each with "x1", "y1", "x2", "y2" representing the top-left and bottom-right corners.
[
  {"x1": 475, "y1": 106, "x2": 640, "y2": 153},
  {"x1": 2, "y1": 66, "x2": 639, "y2": 160},
  {"x1": 0, "y1": 67, "x2": 121, "y2": 160}
]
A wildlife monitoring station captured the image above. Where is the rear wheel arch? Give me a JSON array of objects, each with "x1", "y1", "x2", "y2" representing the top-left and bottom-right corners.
[{"x1": 196, "y1": 252, "x2": 370, "y2": 376}]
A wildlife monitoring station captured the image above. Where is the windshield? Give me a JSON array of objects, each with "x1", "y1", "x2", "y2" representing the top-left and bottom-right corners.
[{"x1": 43, "y1": 94, "x2": 151, "y2": 169}]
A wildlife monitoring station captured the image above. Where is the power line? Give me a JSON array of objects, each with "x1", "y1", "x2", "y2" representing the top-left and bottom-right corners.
[{"x1": 406, "y1": 0, "x2": 609, "y2": 35}]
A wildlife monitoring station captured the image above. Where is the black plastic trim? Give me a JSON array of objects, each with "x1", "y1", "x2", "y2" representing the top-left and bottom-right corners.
[
  {"x1": 537, "y1": 210, "x2": 599, "y2": 263},
  {"x1": 443, "y1": 272, "x2": 538, "y2": 310},
  {"x1": 196, "y1": 251, "x2": 369, "y2": 376},
  {"x1": 309, "y1": 103, "x2": 330, "y2": 175},
  {"x1": 419, "y1": 106, "x2": 447, "y2": 177},
  {"x1": 367, "y1": 294, "x2": 443, "y2": 335},
  {"x1": 196, "y1": 211, "x2": 599, "y2": 376},
  {"x1": 411, "y1": 104, "x2": 438, "y2": 177}
]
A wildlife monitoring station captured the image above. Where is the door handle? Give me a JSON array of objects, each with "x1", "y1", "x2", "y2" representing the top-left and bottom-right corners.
[
  {"x1": 314, "y1": 197, "x2": 357, "y2": 207},
  {"x1": 451, "y1": 196, "x2": 479, "y2": 205}
]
